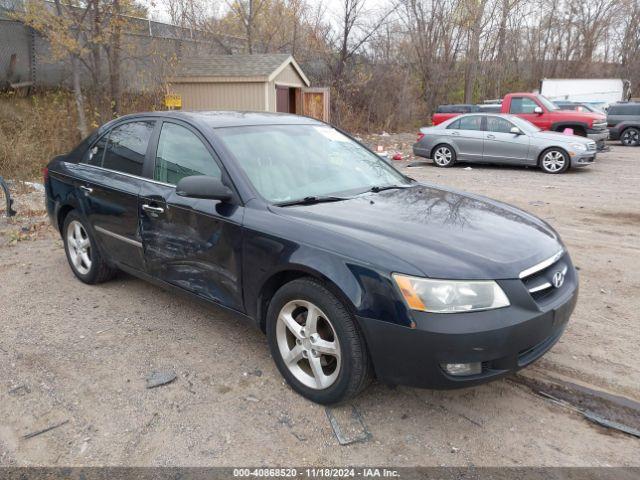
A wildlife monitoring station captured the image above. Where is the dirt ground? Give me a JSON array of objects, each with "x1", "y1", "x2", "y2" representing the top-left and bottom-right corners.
[{"x1": 0, "y1": 142, "x2": 638, "y2": 467}]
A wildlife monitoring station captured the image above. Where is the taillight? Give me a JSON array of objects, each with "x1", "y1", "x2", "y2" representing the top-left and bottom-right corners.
[
  {"x1": 417, "y1": 132, "x2": 425, "y2": 142},
  {"x1": 42, "y1": 166, "x2": 49, "y2": 182}
]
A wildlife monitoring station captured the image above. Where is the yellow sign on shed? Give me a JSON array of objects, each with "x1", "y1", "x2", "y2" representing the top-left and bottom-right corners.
[{"x1": 164, "y1": 94, "x2": 182, "y2": 109}]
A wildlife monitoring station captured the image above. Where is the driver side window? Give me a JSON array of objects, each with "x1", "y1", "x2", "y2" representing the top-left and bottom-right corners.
[
  {"x1": 510, "y1": 97, "x2": 539, "y2": 114},
  {"x1": 486, "y1": 117, "x2": 515, "y2": 134},
  {"x1": 154, "y1": 123, "x2": 221, "y2": 185}
]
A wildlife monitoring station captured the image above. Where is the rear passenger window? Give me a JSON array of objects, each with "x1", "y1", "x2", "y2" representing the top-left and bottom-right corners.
[
  {"x1": 85, "y1": 134, "x2": 108, "y2": 167},
  {"x1": 101, "y1": 121, "x2": 155, "y2": 176},
  {"x1": 457, "y1": 116, "x2": 483, "y2": 131},
  {"x1": 154, "y1": 122, "x2": 221, "y2": 185},
  {"x1": 447, "y1": 119, "x2": 461, "y2": 129}
]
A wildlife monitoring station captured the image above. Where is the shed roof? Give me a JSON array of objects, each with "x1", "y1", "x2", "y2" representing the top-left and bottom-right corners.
[{"x1": 172, "y1": 54, "x2": 310, "y2": 86}]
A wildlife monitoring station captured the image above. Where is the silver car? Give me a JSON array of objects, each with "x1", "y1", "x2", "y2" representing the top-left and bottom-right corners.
[{"x1": 413, "y1": 114, "x2": 597, "y2": 174}]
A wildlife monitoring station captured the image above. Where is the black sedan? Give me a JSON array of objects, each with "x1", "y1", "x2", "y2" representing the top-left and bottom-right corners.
[{"x1": 45, "y1": 111, "x2": 578, "y2": 404}]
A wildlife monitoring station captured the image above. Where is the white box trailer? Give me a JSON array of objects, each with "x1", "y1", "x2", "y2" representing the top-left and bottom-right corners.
[{"x1": 540, "y1": 78, "x2": 631, "y2": 108}]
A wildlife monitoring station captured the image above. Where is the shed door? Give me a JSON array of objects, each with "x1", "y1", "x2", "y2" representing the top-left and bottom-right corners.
[
  {"x1": 276, "y1": 86, "x2": 290, "y2": 113},
  {"x1": 303, "y1": 88, "x2": 330, "y2": 122}
]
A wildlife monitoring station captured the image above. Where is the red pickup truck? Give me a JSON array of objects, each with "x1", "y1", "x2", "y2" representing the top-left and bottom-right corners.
[{"x1": 432, "y1": 93, "x2": 609, "y2": 142}]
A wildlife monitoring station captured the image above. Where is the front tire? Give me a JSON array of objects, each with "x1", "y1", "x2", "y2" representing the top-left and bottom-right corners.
[
  {"x1": 432, "y1": 144, "x2": 456, "y2": 167},
  {"x1": 621, "y1": 127, "x2": 640, "y2": 146},
  {"x1": 266, "y1": 278, "x2": 372, "y2": 404},
  {"x1": 540, "y1": 148, "x2": 570, "y2": 174},
  {"x1": 63, "y1": 211, "x2": 116, "y2": 284}
]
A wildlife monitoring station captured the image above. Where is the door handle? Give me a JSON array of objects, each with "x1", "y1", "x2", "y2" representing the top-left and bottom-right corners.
[
  {"x1": 142, "y1": 204, "x2": 165, "y2": 215},
  {"x1": 486, "y1": 134, "x2": 496, "y2": 139},
  {"x1": 79, "y1": 185, "x2": 93, "y2": 194},
  {"x1": 451, "y1": 131, "x2": 460, "y2": 136}
]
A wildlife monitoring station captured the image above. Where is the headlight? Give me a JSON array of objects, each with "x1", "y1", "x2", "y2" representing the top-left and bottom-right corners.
[
  {"x1": 393, "y1": 274, "x2": 510, "y2": 313},
  {"x1": 569, "y1": 143, "x2": 587, "y2": 151}
]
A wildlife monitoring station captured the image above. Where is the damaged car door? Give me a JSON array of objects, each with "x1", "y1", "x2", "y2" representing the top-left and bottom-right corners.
[{"x1": 139, "y1": 120, "x2": 244, "y2": 310}]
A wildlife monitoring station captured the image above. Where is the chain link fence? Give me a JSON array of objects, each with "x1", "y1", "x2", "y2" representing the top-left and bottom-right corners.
[{"x1": 0, "y1": 8, "x2": 243, "y2": 92}]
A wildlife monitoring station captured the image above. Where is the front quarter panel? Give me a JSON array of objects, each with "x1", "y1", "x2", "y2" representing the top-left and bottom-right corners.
[{"x1": 241, "y1": 206, "x2": 416, "y2": 328}]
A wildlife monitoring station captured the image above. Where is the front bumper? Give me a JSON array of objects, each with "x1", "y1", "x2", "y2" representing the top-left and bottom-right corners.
[
  {"x1": 586, "y1": 130, "x2": 609, "y2": 141},
  {"x1": 586, "y1": 129, "x2": 609, "y2": 150},
  {"x1": 358, "y1": 268, "x2": 578, "y2": 389},
  {"x1": 570, "y1": 150, "x2": 596, "y2": 168}
]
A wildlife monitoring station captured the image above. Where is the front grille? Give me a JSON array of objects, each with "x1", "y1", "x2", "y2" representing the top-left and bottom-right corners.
[
  {"x1": 592, "y1": 122, "x2": 607, "y2": 130},
  {"x1": 520, "y1": 251, "x2": 568, "y2": 302}
]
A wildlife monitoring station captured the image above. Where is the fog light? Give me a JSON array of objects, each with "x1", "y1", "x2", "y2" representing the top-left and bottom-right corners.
[{"x1": 442, "y1": 362, "x2": 482, "y2": 376}]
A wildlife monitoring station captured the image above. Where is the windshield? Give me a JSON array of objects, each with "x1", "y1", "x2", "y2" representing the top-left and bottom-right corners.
[
  {"x1": 536, "y1": 94, "x2": 559, "y2": 111},
  {"x1": 216, "y1": 124, "x2": 411, "y2": 203}
]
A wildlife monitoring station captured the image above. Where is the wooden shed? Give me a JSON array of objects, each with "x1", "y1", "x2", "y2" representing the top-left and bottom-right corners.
[{"x1": 169, "y1": 54, "x2": 329, "y2": 121}]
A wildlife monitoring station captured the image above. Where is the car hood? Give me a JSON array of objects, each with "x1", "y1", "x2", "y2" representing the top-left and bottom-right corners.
[
  {"x1": 550, "y1": 110, "x2": 606, "y2": 123},
  {"x1": 271, "y1": 184, "x2": 563, "y2": 280},
  {"x1": 531, "y1": 130, "x2": 594, "y2": 144}
]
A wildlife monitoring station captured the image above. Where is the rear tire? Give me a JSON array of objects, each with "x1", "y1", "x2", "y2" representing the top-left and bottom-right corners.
[
  {"x1": 539, "y1": 148, "x2": 570, "y2": 174},
  {"x1": 621, "y1": 127, "x2": 640, "y2": 146},
  {"x1": 266, "y1": 278, "x2": 372, "y2": 404},
  {"x1": 63, "y1": 211, "x2": 116, "y2": 284},
  {"x1": 431, "y1": 144, "x2": 456, "y2": 167}
]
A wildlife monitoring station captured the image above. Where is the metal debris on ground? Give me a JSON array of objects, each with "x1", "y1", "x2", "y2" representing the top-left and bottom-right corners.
[
  {"x1": 512, "y1": 372, "x2": 640, "y2": 439},
  {"x1": 0, "y1": 176, "x2": 17, "y2": 218},
  {"x1": 325, "y1": 404, "x2": 371, "y2": 446},
  {"x1": 539, "y1": 391, "x2": 640, "y2": 439},
  {"x1": 23, "y1": 420, "x2": 69, "y2": 439},
  {"x1": 145, "y1": 370, "x2": 177, "y2": 389},
  {"x1": 8, "y1": 385, "x2": 30, "y2": 396}
]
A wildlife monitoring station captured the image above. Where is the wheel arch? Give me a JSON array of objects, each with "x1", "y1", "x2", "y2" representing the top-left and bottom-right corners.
[
  {"x1": 56, "y1": 204, "x2": 77, "y2": 236},
  {"x1": 537, "y1": 145, "x2": 570, "y2": 166},
  {"x1": 255, "y1": 265, "x2": 358, "y2": 334},
  {"x1": 550, "y1": 121, "x2": 588, "y2": 136},
  {"x1": 430, "y1": 142, "x2": 458, "y2": 159},
  {"x1": 620, "y1": 125, "x2": 640, "y2": 141}
]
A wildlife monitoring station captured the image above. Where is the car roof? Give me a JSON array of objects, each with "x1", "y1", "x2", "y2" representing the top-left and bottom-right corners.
[
  {"x1": 447, "y1": 112, "x2": 517, "y2": 119},
  {"x1": 111, "y1": 110, "x2": 324, "y2": 128}
]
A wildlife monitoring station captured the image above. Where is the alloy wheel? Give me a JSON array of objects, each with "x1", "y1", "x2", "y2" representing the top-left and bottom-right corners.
[
  {"x1": 67, "y1": 220, "x2": 92, "y2": 275},
  {"x1": 275, "y1": 299, "x2": 341, "y2": 390},
  {"x1": 622, "y1": 128, "x2": 639, "y2": 146},
  {"x1": 542, "y1": 150, "x2": 566, "y2": 173},
  {"x1": 433, "y1": 147, "x2": 453, "y2": 166}
]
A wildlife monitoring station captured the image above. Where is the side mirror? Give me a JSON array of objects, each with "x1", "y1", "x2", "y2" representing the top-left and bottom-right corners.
[
  {"x1": 534, "y1": 106, "x2": 543, "y2": 114},
  {"x1": 510, "y1": 126, "x2": 523, "y2": 135},
  {"x1": 176, "y1": 175, "x2": 233, "y2": 202}
]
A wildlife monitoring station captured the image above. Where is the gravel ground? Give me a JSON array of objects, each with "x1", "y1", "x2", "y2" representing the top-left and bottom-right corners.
[{"x1": 0, "y1": 142, "x2": 638, "y2": 467}]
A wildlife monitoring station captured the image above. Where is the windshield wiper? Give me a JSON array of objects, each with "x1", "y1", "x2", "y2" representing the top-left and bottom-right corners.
[
  {"x1": 368, "y1": 184, "x2": 411, "y2": 193},
  {"x1": 275, "y1": 195, "x2": 350, "y2": 207}
]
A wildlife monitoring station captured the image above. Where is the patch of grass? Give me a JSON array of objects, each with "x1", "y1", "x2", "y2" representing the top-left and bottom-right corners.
[
  {"x1": 0, "y1": 89, "x2": 164, "y2": 181},
  {"x1": 0, "y1": 90, "x2": 78, "y2": 181}
]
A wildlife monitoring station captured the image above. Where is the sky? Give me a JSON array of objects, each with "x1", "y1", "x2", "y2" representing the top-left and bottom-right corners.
[{"x1": 142, "y1": 0, "x2": 389, "y2": 27}]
